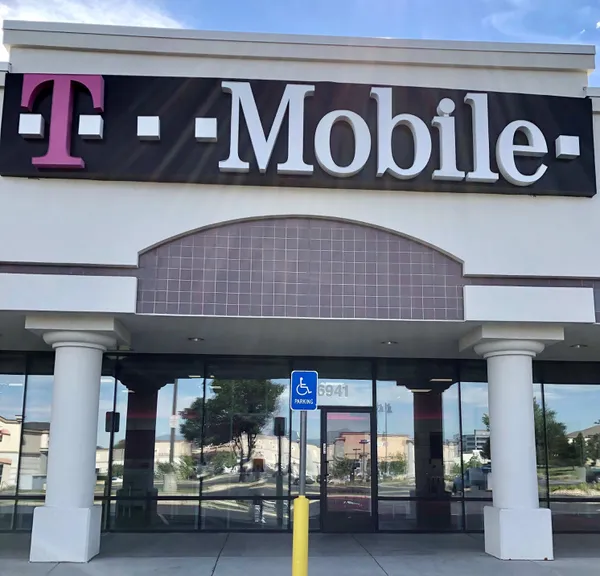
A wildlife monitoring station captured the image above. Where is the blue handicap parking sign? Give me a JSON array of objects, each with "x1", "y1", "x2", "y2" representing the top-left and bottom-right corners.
[{"x1": 290, "y1": 371, "x2": 318, "y2": 411}]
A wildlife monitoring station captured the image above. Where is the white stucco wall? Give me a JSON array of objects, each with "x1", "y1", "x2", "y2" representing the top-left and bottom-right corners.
[{"x1": 1, "y1": 178, "x2": 599, "y2": 278}]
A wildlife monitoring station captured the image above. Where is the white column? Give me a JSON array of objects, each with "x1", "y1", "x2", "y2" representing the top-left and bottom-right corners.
[
  {"x1": 30, "y1": 330, "x2": 115, "y2": 563},
  {"x1": 474, "y1": 339, "x2": 553, "y2": 561}
]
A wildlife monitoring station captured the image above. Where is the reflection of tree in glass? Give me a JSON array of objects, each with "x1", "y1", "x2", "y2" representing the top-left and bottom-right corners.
[
  {"x1": 180, "y1": 379, "x2": 284, "y2": 480},
  {"x1": 573, "y1": 433, "x2": 587, "y2": 466},
  {"x1": 587, "y1": 426, "x2": 600, "y2": 464},
  {"x1": 208, "y1": 451, "x2": 238, "y2": 474},
  {"x1": 481, "y1": 399, "x2": 585, "y2": 467},
  {"x1": 466, "y1": 454, "x2": 483, "y2": 469},
  {"x1": 177, "y1": 455, "x2": 197, "y2": 480},
  {"x1": 156, "y1": 461, "x2": 176, "y2": 477},
  {"x1": 450, "y1": 455, "x2": 481, "y2": 477},
  {"x1": 387, "y1": 453, "x2": 407, "y2": 476},
  {"x1": 330, "y1": 458, "x2": 356, "y2": 479}
]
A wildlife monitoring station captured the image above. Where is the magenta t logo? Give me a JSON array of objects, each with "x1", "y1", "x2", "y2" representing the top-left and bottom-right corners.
[{"x1": 21, "y1": 74, "x2": 104, "y2": 169}]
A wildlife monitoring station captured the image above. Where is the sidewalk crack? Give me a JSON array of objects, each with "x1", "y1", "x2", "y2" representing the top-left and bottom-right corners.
[
  {"x1": 351, "y1": 534, "x2": 390, "y2": 576},
  {"x1": 210, "y1": 533, "x2": 230, "y2": 575}
]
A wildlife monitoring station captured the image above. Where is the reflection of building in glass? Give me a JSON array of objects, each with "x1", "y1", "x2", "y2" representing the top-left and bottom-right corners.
[
  {"x1": 0, "y1": 415, "x2": 21, "y2": 490},
  {"x1": 461, "y1": 430, "x2": 490, "y2": 453},
  {"x1": 95, "y1": 438, "x2": 193, "y2": 477},
  {"x1": 18, "y1": 422, "x2": 49, "y2": 492},
  {"x1": 201, "y1": 434, "x2": 321, "y2": 479},
  {"x1": 0, "y1": 416, "x2": 49, "y2": 492}
]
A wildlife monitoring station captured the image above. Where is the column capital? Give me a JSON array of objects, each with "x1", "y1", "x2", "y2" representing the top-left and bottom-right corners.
[
  {"x1": 43, "y1": 330, "x2": 116, "y2": 351},
  {"x1": 474, "y1": 339, "x2": 545, "y2": 359},
  {"x1": 25, "y1": 314, "x2": 130, "y2": 348},
  {"x1": 459, "y1": 323, "x2": 564, "y2": 353}
]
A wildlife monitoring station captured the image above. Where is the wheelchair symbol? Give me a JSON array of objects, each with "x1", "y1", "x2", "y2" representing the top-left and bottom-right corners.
[{"x1": 296, "y1": 377, "x2": 311, "y2": 396}]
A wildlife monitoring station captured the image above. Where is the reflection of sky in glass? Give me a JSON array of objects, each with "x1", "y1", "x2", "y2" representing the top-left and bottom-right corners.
[
  {"x1": 377, "y1": 381, "x2": 460, "y2": 439},
  {"x1": 0, "y1": 373, "x2": 25, "y2": 420},
  {"x1": 544, "y1": 384, "x2": 600, "y2": 434},
  {"x1": 316, "y1": 378, "x2": 372, "y2": 407},
  {"x1": 7, "y1": 367, "x2": 600, "y2": 448},
  {"x1": 22, "y1": 376, "x2": 53, "y2": 423},
  {"x1": 155, "y1": 377, "x2": 205, "y2": 440},
  {"x1": 96, "y1": 377, "x2": 117, "y2": 448},
  {"x1": 290, "y1": 379, "x2": 373, "y2": 443},
  {"x1": 458, "y1": 382, "x2": 489, "y2": 436}
]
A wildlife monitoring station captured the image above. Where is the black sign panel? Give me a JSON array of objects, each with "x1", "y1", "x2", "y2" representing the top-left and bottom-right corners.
[{"x1": 0, "y1": 73, "x2": 595, "y2": 197}]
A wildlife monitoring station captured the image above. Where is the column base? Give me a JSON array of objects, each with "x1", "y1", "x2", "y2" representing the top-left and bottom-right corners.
[
  {"x1": 484, "y1": 506, "x2": 553, "y2": 561},
  {"x1": 30, "y1": 505, "x2": 102, "y2": 563}
]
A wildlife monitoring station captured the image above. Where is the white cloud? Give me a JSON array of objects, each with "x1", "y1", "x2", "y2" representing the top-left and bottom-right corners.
[
  {"x1": 0, "y1": 0, "x2": 183, "y2": 59},
  {"x1": 459, "y1": 385, "x2": 489, "y2": 408}
]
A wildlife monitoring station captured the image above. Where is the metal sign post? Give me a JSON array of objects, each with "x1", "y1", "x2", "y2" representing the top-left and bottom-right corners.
[
  {"x1": 274, "y1": 416, "x2": 286, "y2": 529},
  {"x1": 290, "y1": 370, "x2": 318, "y2": 576},
  {"x1": 298, "y1": 411, "x2": 307, "y2": 497}
]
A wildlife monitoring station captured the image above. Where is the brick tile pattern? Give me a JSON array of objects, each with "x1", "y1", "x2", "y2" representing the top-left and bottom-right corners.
[{"x1": 136, "y1": 218, "x2": 464, "y2": 320}]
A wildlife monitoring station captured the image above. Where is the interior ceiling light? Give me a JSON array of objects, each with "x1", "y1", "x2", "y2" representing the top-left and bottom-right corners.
[
  {"x1": 429, "y1": 378, "x2": 454, "y2": 383},
  {"x1": 570, "y1": 344, "x2": 588, "y2": 349},
  {"x1": 412, "y1": 388, "x2": 432, "y2": 393},
  {"x1": 188, "y1": 375, "x2": 203, "y2": 378},
  {"x1": 381, "y1": 341, "x2": 398, "y2": 345},
  {"x1": 188, "y1": 337, "x2": 204, "y2": 342}
]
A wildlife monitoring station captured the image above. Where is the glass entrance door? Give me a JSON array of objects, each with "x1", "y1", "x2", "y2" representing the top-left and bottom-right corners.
[{"x1": 320, "y1": 408, "x2": 375, "y2": 532}]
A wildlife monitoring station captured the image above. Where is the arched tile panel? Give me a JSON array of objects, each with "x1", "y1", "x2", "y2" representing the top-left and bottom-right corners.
[{"x1": 137, "y1": 218, "x2": 463, "y2": 320}]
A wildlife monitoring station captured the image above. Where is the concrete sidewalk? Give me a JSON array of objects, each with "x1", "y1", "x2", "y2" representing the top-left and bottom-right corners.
[{"x1": 0, "y1": 532, "x2": 599, "y2": 575}]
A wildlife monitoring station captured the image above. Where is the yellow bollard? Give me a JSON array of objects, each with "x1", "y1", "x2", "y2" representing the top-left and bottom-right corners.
[{"x1": 292, "y1": 495, "x2": 309, "y2": 576}]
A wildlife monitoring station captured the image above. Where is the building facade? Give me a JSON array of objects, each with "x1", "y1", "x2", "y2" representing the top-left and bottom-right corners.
[{"x1": 0, "y1": 19, "x2": 599, "y2": 564}]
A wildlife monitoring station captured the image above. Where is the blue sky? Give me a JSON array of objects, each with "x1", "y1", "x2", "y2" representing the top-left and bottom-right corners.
[{"x1": 0, "y1": 0, "x2": 598, "y2": 83}]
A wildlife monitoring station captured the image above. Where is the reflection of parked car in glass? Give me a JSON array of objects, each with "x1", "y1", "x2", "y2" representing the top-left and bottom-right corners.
[
  {"x1": 586, "y1": 467, "x2": 600, "y2": 484},
  {"x1": 292, "y1": 475, "x2": 316, "y2": 485},
  {"x1": 452, "y1": 466, "x2": 489, "y2": 494},
  {"x1": 327, "y1": 495, "x2": 370, "y2": 512}
]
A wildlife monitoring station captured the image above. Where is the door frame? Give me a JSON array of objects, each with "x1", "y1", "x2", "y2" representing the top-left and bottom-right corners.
[{"x1": 319, "y1": 406, "x2": 378, "y2": 532}]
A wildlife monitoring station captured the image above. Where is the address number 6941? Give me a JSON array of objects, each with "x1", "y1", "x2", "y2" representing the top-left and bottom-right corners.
[{"x1": 318, "y1": 383, "x2": 349, "y2": 398}]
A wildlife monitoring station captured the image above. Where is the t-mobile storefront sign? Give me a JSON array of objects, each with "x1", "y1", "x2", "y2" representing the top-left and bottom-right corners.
[{"x1": 0, "y1": 73, "x2": 595, "y2": 196}]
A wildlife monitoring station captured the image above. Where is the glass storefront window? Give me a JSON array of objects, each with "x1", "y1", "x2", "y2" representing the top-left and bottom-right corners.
[
  {"x1": 378, "y1": 499, "x2": 464, "y2": 531},
  {"x1": 289, "y1": 409, "x2": 321, "y2": 497},
  {"x1": 202, "y1": 498, "x2": 288, "y2": 530},
  {"x1": 6, "y1": 353, "x2": 600, "y2": 535},
  {"x1": 198, "y1": 358, "x2": 290, "y2": 510},
  {"x1": 376, "y1": 360, "x2": 460, "y2": 531},
  {"x1": 17, "y1": 355, "x2": 54, "y2": 498},
  {"x1": 457, "y1": 362, "x2": 492, "y2": 503},
  {"x1": 550, "y1": 501, "x2": 600, "y2": 532},
  {"x1": 110, "y1": 355, "x2": 204, "y2": 530},
  {"x1": 96, "y1": 357, "x2": 118, "y2": 516},
  {"x1": 14, "y1": 500, "x2": 43, "y2": 531},
  {"x1": 109, "y1": 499, "x2": 199, "y2": 531},
  {"x1": 0, "y1": 354, "x2": 26, "y2": 503},
  {"x1": 540, "y1": 366, "x2": 600, "y2": 531}
]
